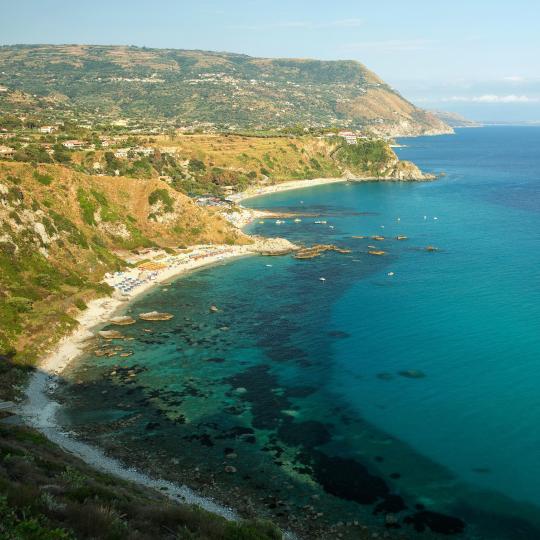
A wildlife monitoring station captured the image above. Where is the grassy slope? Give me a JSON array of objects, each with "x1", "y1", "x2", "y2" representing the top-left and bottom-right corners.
[
  {"x1": 0, "y1": 161, "x2": 248, "y2": 377},
  {"x1": 0, "y1": 423, "x2": 280, "y2": 540}
]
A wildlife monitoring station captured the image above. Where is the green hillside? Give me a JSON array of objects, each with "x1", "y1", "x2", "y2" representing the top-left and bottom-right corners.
[{"x1": 0, "y1": 45, "x2": 451, "y2": 136}]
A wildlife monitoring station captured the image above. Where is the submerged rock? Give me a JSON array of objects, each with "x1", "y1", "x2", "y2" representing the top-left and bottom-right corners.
[
  {"x1": 98, "y1": 330, "x2": 124, "y2": 340},
  {"x1": 398, "y1": 370, "x2": 426, "y2": 379},
  {"x1": 404, "y1": 510, "x2": 465, "y2": 534},
  {"x1": 139, "y1": 311, "x2": 174, "y2": 321}
]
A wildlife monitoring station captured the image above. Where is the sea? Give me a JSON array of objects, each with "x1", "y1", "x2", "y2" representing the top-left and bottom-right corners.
[{"x1": 57, "y1": 126, "x2": 540, "y2": 539}]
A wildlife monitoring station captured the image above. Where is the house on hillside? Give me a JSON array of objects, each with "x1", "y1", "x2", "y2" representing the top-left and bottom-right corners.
[
  {"x1": 114, "y1": 148, "x2": 129, "y2": 159},
  {"x1": 62, "y1": 140, "x2": 85, "y2": 149},
  {"x1": 133, "y1": 146, "x2": 154, "y2": 157},
  {"x1": 338, "y1": 131, "x2": 358, "y2": 145},
  {"x1": 0, "y1": 145, "x2": 14, "y2": 158},
  {"x1": 39, "y1": 126, "x2": 56, "y2": 134}
]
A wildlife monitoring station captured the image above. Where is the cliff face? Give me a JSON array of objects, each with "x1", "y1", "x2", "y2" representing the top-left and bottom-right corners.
[{"x1": 0, "y1": 45, "x2": 451, "y2": 136}]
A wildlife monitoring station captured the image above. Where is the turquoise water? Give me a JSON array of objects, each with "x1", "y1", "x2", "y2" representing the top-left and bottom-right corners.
[{"x1": 58, "y1": 127, "x2": 540, "y2": 538}]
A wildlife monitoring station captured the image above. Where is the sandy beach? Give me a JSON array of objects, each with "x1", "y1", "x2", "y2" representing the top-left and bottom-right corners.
[{"x1": 230, "y1": 176, "x2": 349, "y2": 202}]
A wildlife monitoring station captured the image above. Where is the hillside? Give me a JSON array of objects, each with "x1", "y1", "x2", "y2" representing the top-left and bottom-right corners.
[
  {"x1": 0, "y1": 161, "x2": 248, "y2": 370},
  {"x1": 432, "y1": 110, "x2": 482, "y2": 128},
  {"x1": 0, "y1": 44, "x2": 452, "y2": 137}
]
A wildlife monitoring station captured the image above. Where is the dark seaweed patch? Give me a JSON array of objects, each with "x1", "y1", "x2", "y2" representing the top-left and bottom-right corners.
[
  {"x1": 404, "y1": 510, "x2": 465, "y2": 535},
  {"x1": 278, "y1": 420, "x2": 332, "y2": 448},
  {"x1": 309, "y1": 452, "x2": 390, "y2": 505},
  {"x1": 374, "y1": 494, "x2": 406, "y2": 515}
]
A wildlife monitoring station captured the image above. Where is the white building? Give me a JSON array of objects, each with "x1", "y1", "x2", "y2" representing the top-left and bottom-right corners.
[
  {"x1": 0, "y1": 145, "x2": 14, "y2": 158},
  {"x1": 62, "y1": 140, "x2": 85, "y2": 149},
  {"x1": 338, "y1": 131, "x2": 358, "y2": 145},
  {"x1": 114, "y1": 148, "x2": 129, "y2": 159},
  {"x1": 39, "y1": 126, "x2": 56, "y2": 134}
]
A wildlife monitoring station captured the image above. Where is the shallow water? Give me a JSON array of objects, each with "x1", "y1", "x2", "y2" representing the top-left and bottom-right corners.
[{"x1": 58, "y1": 127, "x2": 540, "y2": 538}]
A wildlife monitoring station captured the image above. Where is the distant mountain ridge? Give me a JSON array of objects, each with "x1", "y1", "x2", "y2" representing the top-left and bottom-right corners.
[
  {"x1": 0, "y1": 44, "x2": 452, "y2": 137},
  {"x1": 432, "y1": 110, "x2": 482, "y2": 128}
]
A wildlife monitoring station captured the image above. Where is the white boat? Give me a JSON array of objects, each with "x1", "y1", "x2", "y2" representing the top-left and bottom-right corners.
[
  {"x1": 314, "y1": 220, "x2": 327, "y2": 224},
  {"x1": 275, "y1": 220, "x2": 284, "y2": 224},
  {"x1": 294, "y1": 218, "x2": 302, "y2": 223},
  {"x1": 319, "y1": 277, "x2": 326, "y2": 282}
]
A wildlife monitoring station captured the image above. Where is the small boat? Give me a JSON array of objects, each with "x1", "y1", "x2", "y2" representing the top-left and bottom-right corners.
[
  {"x1": 387, "y1": 272, "x2": 395, "y2": 276},
  {"x1": 294, "y1": 218, "x2": 302, "y2": 223},
  {"x1": 368, "y1": 250, "x2": 386, "y2": 256},
  {"x1": 259, "y1": 220, "x2": 265, "y2": 224},
  {"x1": 319, "y1": 277, "x2": 326, "y2": 282},
  {"x1": 265, "y1": 264, "x2": 272, "y2": 267},
  {"x1": 351, "y1": 235, "x2": 366, "y2": 239},
  {"x1": 371, "y1": 236, "x2": 385, "y2": 241},
  {"x1": 396, "y1": 235, "x2": 408, "y2": 241},
  {"x1": 275, "y1": 220, "x2": 284, "y2": 224},
  {"x1": 314, "y1": 220, "x2": 327, "y2": 224},
  {"x1": 329, "y1": 225, "x2": 335, "y2": 229}
]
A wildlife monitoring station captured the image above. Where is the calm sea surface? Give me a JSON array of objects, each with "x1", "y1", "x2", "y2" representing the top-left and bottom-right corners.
[{"x1": 58, "y1": 127, "x2": 540, "y2": 539}]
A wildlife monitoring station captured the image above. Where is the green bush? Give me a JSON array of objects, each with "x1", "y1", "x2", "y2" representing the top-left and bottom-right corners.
[
  {"x1": 148, "y1": 189, "x2": 174, "y2": 213},
  {"x1": 6, "y1": 297, "x2": 33, "y2": 313},
  {"x1": 74, "y1": 298, "x2": 87, "y2": 311},
  {"x1": 76, "y1": 189, "x2": 96, "y2": 226},
  {"x1": 33, "y1": 172, "x2": 53, "y2": 186}
]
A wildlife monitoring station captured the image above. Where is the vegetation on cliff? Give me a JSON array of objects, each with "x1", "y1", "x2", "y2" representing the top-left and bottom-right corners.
[
  {"x1": 0, "y1": 423, "x2": 280, "y2": 540},
  {"x1": 0, "y1": 162, "x2": 247, "y2": 374}
]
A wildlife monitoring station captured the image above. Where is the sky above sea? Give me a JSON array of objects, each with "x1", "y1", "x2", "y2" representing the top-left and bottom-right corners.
[{"x1": 1, "y1": 0, "x2": 539, "y2": 121}]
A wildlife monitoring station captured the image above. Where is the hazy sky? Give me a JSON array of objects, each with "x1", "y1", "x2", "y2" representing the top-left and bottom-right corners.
[{"x1": 2, "y1": 0, "x2": 540, "y2": 121}]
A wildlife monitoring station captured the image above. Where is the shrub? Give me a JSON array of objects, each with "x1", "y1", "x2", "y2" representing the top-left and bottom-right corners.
[
  {"x1": 74, "y1": 298, "x2": 87, "y2": 311},
  {"x1": 188, "y1": 159, "x2": 206, "y2": 174},
  {"x1": 148, "y1": 189, "x2": 174, "y2": 213},
  {"x1": 33, "y1": 172, "x2": 53, "y2": 186},
  {"x1": 6, "y1": 297, "x2": 33, "y2": 313},
  {"x1": 76, "y1": 189, "x2": 96, "y2": 226}
]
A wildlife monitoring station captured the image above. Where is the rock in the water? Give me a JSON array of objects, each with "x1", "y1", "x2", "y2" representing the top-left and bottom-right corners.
[
  {"x1": 139, "y1": 311, "x2": 174, "y2": 321},
  {"x1": 98, "y1": 330, "x2": 124, "y2": 340},
  {"x1": 224, "y1": 465, "x2": 237, "y2": 473},
  {"x1": 109, "y1": 316, "x2": 136, "y2": 326}
]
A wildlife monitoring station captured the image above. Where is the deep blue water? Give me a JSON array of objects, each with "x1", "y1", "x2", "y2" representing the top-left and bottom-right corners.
[{"x1": 58, "y1": 127, "x2": 540, "y2": 539}]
